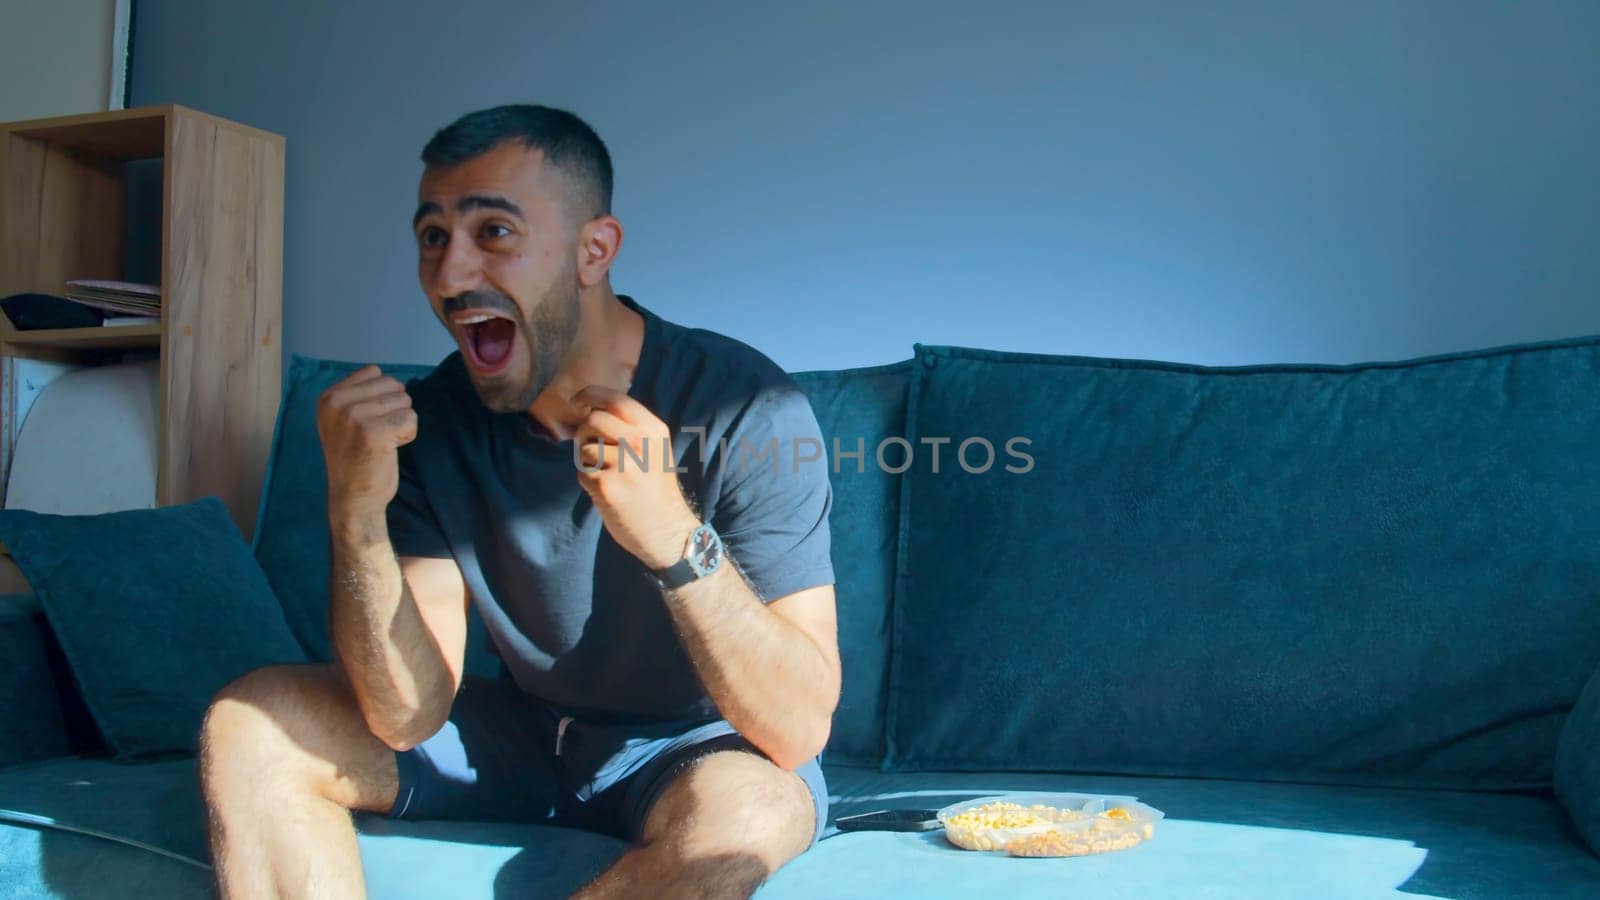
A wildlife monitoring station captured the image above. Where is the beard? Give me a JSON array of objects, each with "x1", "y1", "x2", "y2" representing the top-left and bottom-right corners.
[{"x1": 457, "y1": 265, "x2": 582, "y2": 414}]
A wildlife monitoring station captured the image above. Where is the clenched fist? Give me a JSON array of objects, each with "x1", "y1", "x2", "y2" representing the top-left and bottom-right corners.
[
  {"x1": 316, "y1": 365, "x2": 418, "y2": 519},
  {"x1": 572, "y1": 385, "x2": 700, "y2": 571}
]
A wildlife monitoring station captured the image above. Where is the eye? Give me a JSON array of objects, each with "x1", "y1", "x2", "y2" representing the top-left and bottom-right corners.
[
  {"x1": 482, "y1": 222, "x2": 514, "y2": 240},
  {"x1": 418, "y1": 226, "x2": 447, "y2": 249}
]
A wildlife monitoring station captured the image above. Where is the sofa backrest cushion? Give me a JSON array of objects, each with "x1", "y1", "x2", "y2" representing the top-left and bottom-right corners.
[
  {"x1": 0, "y1": 593, "x2": 102, "y2": 766},
  {"x1": 253, "y1": 356, "x2": 503, "y2": 677},
  {"x1": 888, "y1": 339, "x2": 1600, "y2": 790},
  {"x1": 1556, "y1": 658, "x2": 1600, "y2": 856},
  {"x1": 792, "y1": 362, "x2": 912, "y2": 766}
]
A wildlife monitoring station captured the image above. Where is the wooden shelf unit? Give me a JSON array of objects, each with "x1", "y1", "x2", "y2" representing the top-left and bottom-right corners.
[
  {"x1": 1, "y1": 322, "x2": 164, "y2": 349},
  {"x1": 0, "y1": 105, "x2": 284, "y2": 537}
]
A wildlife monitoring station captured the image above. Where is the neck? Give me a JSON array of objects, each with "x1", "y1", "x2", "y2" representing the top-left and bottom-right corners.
[{"x1": 527, "y1": 286, "x2": 643, "y2": 440}]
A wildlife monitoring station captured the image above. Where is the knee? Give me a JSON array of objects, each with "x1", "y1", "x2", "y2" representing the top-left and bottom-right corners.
[
  {"x1": 730, "y1": 763, "x2": 816, "y2": 859},
  {"x1": 199, "y1": 665, "x2": 318, "y2": 794},
  {"x1": 655, "y1": 752, "x2": 816, "y2": 863}
]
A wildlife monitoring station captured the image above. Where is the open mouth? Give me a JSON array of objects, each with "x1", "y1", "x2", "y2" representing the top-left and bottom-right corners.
[{"x1": 452, "y1": 311, "x2": 518, "y2": 374}]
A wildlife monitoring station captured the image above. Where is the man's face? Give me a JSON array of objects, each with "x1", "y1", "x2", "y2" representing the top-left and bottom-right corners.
[{"x1": 414, "y1": 142, "x2": 583, "y2": 413}]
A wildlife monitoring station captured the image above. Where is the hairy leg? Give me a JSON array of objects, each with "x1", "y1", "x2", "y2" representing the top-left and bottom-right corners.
[{"x1": 199, "y1": 662, "x2": 401, "y2": 899}]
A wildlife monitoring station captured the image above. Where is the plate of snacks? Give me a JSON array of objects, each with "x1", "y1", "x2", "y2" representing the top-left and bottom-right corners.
[{"x1": 936, "y1": 793, "x2": 1163, "y2": 857}]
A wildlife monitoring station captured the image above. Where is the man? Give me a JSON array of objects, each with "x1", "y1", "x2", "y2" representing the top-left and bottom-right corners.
[{"x1": 199, "y1": 104, "x2": 841, "y2": 899}]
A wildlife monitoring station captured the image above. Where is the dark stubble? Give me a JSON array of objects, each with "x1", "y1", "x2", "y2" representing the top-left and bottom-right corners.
[{"x1": 447, "y1": 258, "x2": 581, "y2": 413}]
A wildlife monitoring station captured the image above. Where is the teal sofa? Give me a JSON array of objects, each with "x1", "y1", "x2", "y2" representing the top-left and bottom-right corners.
[{"x1": 6, "y1": 337, "x2": 1600, "y2": 898}]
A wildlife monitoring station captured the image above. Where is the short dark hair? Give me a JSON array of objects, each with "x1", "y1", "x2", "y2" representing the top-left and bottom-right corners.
[{"x1": 421, "y1": 104, "x2": 613, "y2": 224}]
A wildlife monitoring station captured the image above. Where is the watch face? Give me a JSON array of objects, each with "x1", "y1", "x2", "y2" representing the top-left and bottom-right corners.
[{"x1": 689, "y1": 524, "x2": 723, "y2": 574}]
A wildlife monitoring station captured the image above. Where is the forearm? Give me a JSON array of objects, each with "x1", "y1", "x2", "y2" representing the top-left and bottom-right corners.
[
  {"x1": 662, "y1": 564, "x2": 838, "y2": 770},
  {"x1": 327, "y1": 506, "x2": 455, "y2": 750}
]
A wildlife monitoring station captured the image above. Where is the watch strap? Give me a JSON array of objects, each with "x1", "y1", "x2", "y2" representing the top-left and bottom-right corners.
[
  {"x1": 652, "y1": 556, "x2": 701, "y2": 590},
  {"x1": 650, "y1": 522, "x2": 721, "y2": 590}
]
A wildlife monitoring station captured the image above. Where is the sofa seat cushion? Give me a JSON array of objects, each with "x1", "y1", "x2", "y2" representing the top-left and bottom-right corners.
[
  {"x1": 0, "y1": 756, "x2": 627, "y2": 898},
  {"x1": 771, "y1": 766, "x2": 1600, "y2": 898},
  {"x1": 0, "y1": 825, "x2": 213, "y2": 899},
  {"x1": 353, "y1": 818, "x2": 627, "y2": 898},
  {"x1": 4, "y1": 757, "x2": 1596, "y2": 897},
  {"x1": 0, "y1": 755, "x2": 209, "y2": 856}
]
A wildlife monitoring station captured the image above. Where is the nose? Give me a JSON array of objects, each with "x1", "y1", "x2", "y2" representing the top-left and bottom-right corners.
[{"x1": 429, "y1": 229, "x2": 485, "y2": 299}]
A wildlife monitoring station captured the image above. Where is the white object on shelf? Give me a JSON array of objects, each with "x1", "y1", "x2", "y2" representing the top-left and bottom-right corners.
[
  {"x1": 4, "y1": 360, "x2": 158, "y2": 515},
  {"x1": 6, "y1": 359, "x2": 78, "y2": 442}
]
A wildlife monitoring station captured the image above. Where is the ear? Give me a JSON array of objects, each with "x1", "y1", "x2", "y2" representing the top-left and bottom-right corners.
[{"x1": 576, "y1": 215, "x2": 624, "y2": 288}]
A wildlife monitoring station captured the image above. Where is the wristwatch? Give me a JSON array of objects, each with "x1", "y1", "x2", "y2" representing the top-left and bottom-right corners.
[{"x1": 650, "y1": 522, "x2": 724, "y2": 590}]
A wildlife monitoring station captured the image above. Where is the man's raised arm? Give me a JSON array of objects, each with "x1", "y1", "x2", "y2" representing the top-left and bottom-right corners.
[{"x1": 318, "y1": 365, "x2": 468, "y2": 751}]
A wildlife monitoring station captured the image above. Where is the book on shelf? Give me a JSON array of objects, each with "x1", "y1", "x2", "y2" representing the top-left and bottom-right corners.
[{"x1": 63, "y1": 280, "x2": 161, "y2": 317}]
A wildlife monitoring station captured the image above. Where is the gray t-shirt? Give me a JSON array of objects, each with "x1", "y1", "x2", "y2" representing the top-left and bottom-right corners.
[{"x1": 387, "y1": 296, "x2": 834, "y2": 724}]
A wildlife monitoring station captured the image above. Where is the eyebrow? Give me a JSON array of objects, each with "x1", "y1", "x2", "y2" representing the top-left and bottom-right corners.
[{"x1": 412, "y1": 194, "x2": 526, "y2": 229}]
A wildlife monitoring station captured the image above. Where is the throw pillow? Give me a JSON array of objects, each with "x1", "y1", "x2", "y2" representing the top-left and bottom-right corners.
[{"x1": 0, "y1": 498, "x2": 307, "y2": 758}]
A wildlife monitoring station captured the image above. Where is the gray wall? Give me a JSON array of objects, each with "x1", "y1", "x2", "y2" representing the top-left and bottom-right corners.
[
  {"x1": 1, "y1": 0, "x2": 119, "y2": 121},
  {"x1": 130, "y1": 0, "x2": 1600, "y2": 371}
]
